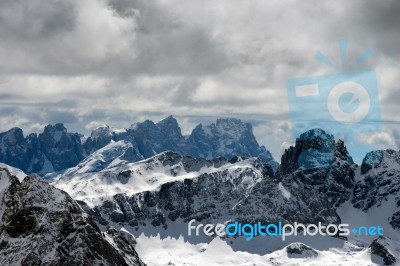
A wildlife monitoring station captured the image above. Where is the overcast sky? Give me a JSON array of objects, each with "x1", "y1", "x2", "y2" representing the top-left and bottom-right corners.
[{"x1": 0, "y1": 0, "x2": 399, "y2": 160}]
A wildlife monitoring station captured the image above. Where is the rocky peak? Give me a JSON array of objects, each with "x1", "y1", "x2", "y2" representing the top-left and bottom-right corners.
[
  {"x1": 156, "y1": 116, "x2": 183, "y2": 141},
  {"x1": 132, "y1": 120, "x2": 156, "y2": 130},
  {"x1": 360, "y1": 149, "x2": 397, "y2": 175},
  {"x1": 334, "y1": 139, "x2": 353, "y2": 163},
  {"x1": 278, "y1": 128, "x2": 355, "y2": 208},
  {"x1": 64, "y1": 140, "x2": 143, "y2": 175},
  {"x1": 0, "y1": 127, "x2": 25, "y2": 145},
  {"x1": 41, "y1": 123, "x2": 67, "y2": 142},
  {"x1": 297, "y1": 128, "x2": 335, "y2": 153},
  {"x1": 0, "y1": 168, "x2": 144, "y2": 265},
  {"x1": 91, "y1": 125, "x2": 112, "y2": 140},
  {"x1": 39, "y1": 123, "x2": 84, "y2": 171},
  {"x1": 353, "y1": 149, "x2": 400, "y2": 212},
  {"x1": 280, "y1": 128, "x2": 352, "y2": 175},
  {"x1": 83, "y1": 126, "x2": 115, "y2": 154},
  {"x1": 0, "y1": 125, "x2": 86, "y2": 174},
  {"x1": 215, "y1": 117, "x2": 249, "y2": 133},
  {"x1": 127, "y1": 120, "x2": 165, "y2": 158},
  {"x1": 186, "y1": 118, "x2": 278, "y2": 169},
  {"x1": 0, "y1": 128, "x2": 31, "y2": 173},
  {"x1": 198, "y1": 118, "x2": 251, "y2": 141},
  {"x1": 286, "y1": 243, "x2": 318, "y2": 258},
  {"x1": 369, "y1": 236, "x2": 396, "y2": 265}
]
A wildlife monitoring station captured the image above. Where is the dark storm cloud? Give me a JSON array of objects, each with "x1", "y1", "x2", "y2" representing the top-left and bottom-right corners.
[
  {"x1": 349, "y1": 0, "x2": 400, "y2": 58},
  {"x1": 0, "y1": 0, "x2": 399, "y2": 157},
  {"x1": 0, "y1": 0, "x2": 230, "y2": 77},
  {"x1": 96, "y1": 0, "x2": 231, "y2": 78},
  {"x1": 0, "y1": 0, "x2": 76, "y2": 42},
  {"x1": 0, "y1": 0, "x2": 78, "y2": 74}
]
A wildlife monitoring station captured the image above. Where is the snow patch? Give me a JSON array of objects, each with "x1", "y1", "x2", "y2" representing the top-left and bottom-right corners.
[{"x1": 278, "y1": 182, "x2": 291, "y2": 199}]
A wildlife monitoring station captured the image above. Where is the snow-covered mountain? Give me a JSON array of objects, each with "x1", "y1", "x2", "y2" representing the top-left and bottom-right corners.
[
  {"x1": 48, "y1": 128, "x2": 400, "y2": 265},
  {"x1": 53, "y1": 147, "x2": 346, "y2": 229},
  {"x1": 0, "y1": 166, "x2": 145, "y2": 265},
  {"x1": 2, "y1": 124, "x2": 400, "y2": 265},
  {"x1": 50, "y1": 151, "x2": 229, "y2": 206},
  {"x1": 82, "y1": 116, "x2": 279, "y2": 171},
  {"x1": 0, "y1": 117, "x2": 278, "y2": 175}
]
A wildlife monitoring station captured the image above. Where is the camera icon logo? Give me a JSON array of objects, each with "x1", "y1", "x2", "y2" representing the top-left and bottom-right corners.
[
  {"x1": 327, "y1": 81, "x2": 370, "y2": 124},
  {"x1": 286, "y1": 40, "x2": 381, "y2": 168}
]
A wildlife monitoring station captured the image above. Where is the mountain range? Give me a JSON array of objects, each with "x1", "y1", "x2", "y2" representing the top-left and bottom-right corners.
[
  {"x1": 0, "y1": 117, "x2": 278, "y2": 175},
  {"x1": 1, "y1": 117, "x2": 400, "y2": 265}
]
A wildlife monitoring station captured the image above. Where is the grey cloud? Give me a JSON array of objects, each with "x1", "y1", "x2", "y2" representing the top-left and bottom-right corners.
[
  {"x1": 0, "y1": 0, "x2": 134, "y2": 75},
  {"x1": 0, "y1": 0, "x2": 399, "y2": 158},
  {"x1": 0, "y1": 0, "x2": 76, "y2": 41},
  {"x1": 0, "y1": 0, "x2": 230, "y2": 77},
  {"x1": 314, "y1": 0, "x2": 400, "y2": 60},
  {"x1": 351, "y1": 0, "x2": 400, "y2": 58},
  {"x1": 102, "y1": 1, "x2": 231, "y2": 77},
  {"x1": 1, "y1": 99, "x2": 78, "y2": 109},
  {"x1": 44, "y1": 110, "x2": 78, "y2": 124}
]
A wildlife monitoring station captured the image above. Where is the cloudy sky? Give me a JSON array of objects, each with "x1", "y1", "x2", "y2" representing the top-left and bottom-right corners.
[{"x1": 0, "y1": 0, "x2": 399, "y2": 160}]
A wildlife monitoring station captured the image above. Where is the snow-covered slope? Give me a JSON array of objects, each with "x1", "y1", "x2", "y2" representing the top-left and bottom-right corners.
[
  {"x1": 53, "y1": 133, "x2": 354, "y2": 232},
  {"x1": 62, "y1": 140, "x2": 143, "y2": 175},
  {"x1": 134, "y1": 235, "x2": 382, "y2": 266},
  {"x1": 51, "y1": 151, "x2": 234, "y2": 206},
  {"x1": 0, "y1": 162, "x2": 26, "y2": 181},
  {"x1": 0, "y1": 167, "x2": 145, "y2": 265}
]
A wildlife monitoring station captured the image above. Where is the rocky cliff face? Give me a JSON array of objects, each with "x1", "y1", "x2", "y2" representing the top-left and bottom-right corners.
[
  {"x1": 0, "y1": 124, "x2": 84, "y2": 175},
  {"x1": 353, "y1": 150, "x2": 400, "y2": 211},
  {"x1": 51, "y1": 128, "x2": 400, "y2": 240},
  {"x1": 186, "y1": 118, "x2": 277, "y2": 169},
  {"x1": 50, "y1": 128, "x2": 365, "y2": 243},
  {"x1": 0, "y1": 117, "x2": 278, "y2": 174},
  {"x1": 69, "y1": 148, "x2": 344, "y2": 231},
  {"x1": 0, "y1": 167, "x2": 144, "y2": 266},
  {"x1": 83, "y1": 126, "x2": 115, "y2": 155},
  {"x1": 39, "y1": 123, "x2": 85, "y2": 171},
  {"x1": 352, "y1": 149, "x2": 400, "y2": 231},
  {"x1": 0, "y1": 128, "x2": 43, "y2": 174},
  {"x1": 369, "y1": 236, "x2": 397, "y2": 265},
  {"x1": 279, "y1": 128, "x2": 353, "y2": 175},
  {"x1": 104, "y1": 116, "x2": 278, "y2": 170},
  {"x1": 279, "y1": 129, "x2": 356, "y2": 208}
]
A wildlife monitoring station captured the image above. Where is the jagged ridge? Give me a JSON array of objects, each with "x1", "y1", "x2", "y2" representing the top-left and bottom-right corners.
[{"x1": 0, "y1": 117, "x2": 278, "y2": 174}]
